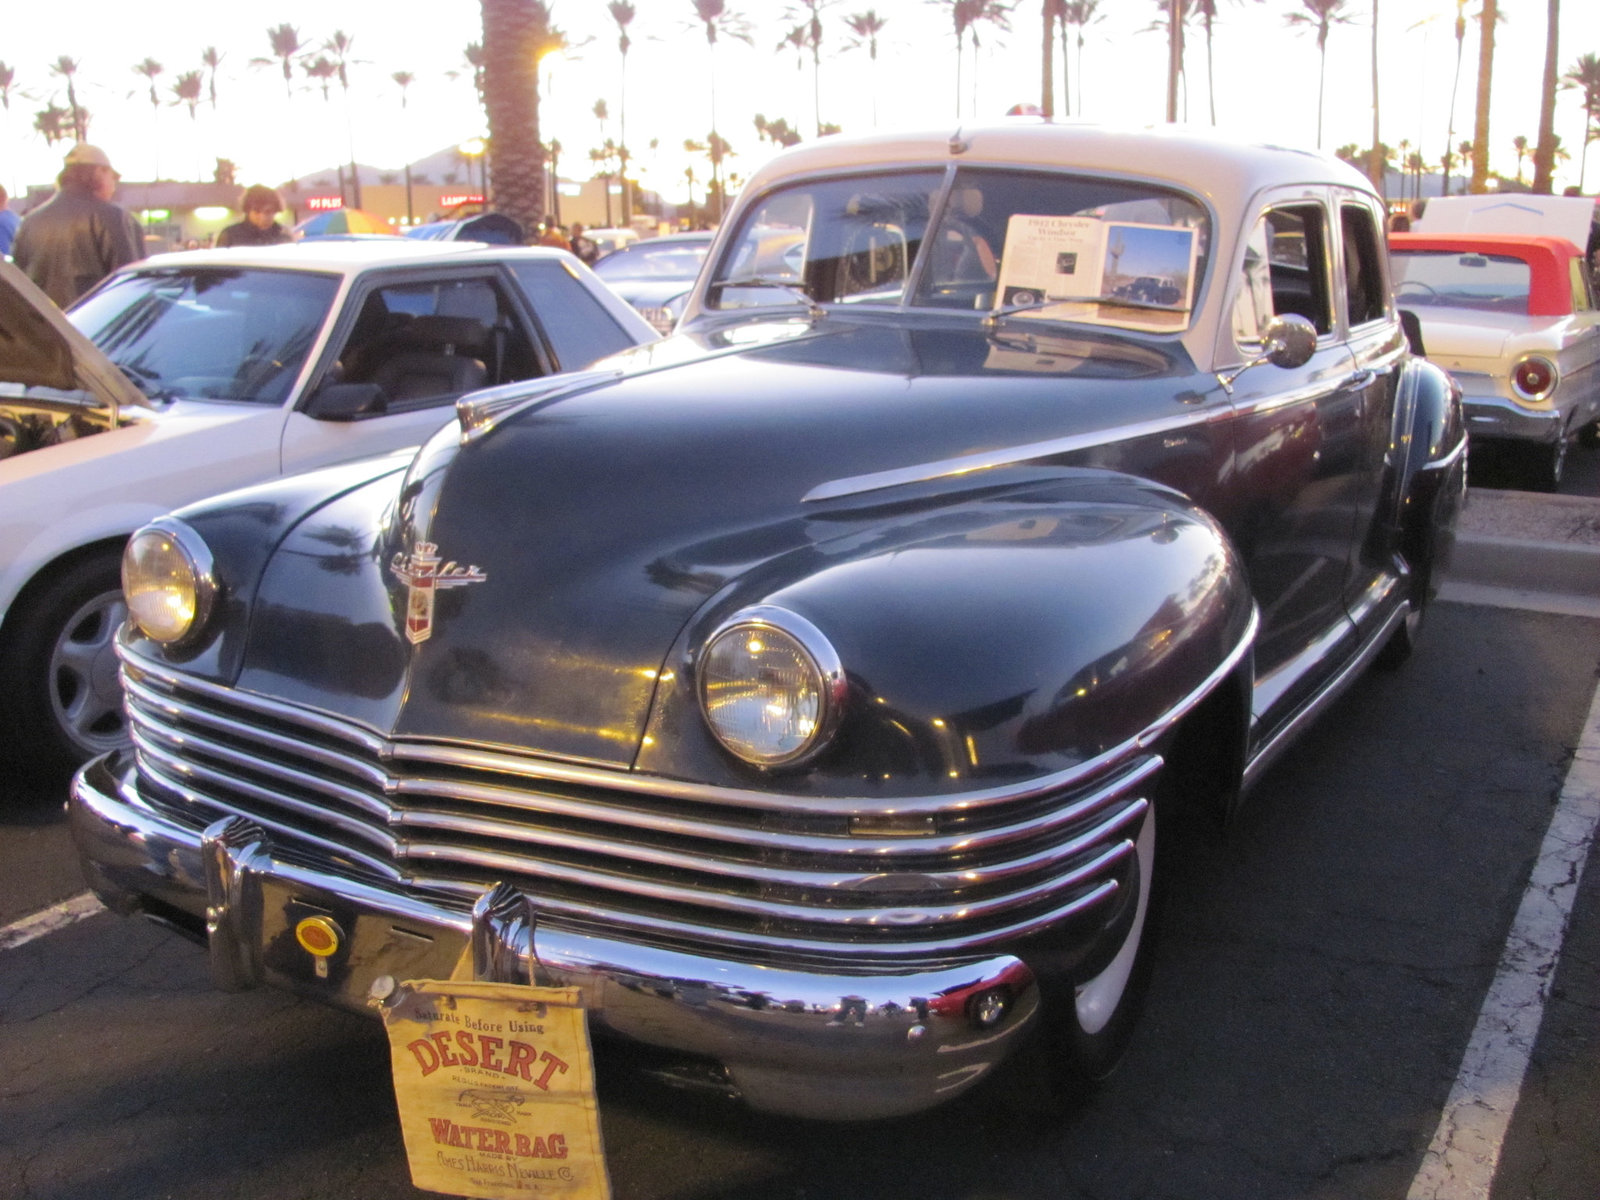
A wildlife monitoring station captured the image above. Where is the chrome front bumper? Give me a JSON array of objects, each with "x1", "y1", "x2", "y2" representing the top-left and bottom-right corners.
[{"x1": 71, "y1": 752, "x2": 1041, "y2": 1120}]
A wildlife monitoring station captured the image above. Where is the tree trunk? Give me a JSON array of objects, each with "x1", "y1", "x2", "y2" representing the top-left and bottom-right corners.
[
  {"x1": 1532, "y1": 0, "x2": 1559, "y2": 193},
  {"x1": 480, "y1": 0, "x2": 544, "y2": 240},
  {"x1": 1165, "y1": 0, "x2": 1182, "y2": 123},
  {"x1": 1469, "y1": 0, "x2": 1495, "y2": 192},
  {"x1": 1041, "y1": 1, "x2": 1055, "y2": 118},
  {"x1": 1368, "y1": 0, "x2": 1385, "y2": 193}
]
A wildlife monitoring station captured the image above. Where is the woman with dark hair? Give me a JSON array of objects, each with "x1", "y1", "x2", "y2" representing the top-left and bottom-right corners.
[{"x1": 216, "y1": 185, "x2": 291, "y2": 248}]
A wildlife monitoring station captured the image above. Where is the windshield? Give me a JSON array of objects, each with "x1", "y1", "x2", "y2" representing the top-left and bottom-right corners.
[
  {"x1": 70, "y1": 267, "x2": 339, "y2": 404},
  {"x1": 594, "y1": 241, "x2": 710, "y2": 282},
  {"x1": 705, "y1": 167, "x2": 1210, "y2": 333},
  {"x1": 1390, "y1": 250, "x2": 1531, "y2": 313}
]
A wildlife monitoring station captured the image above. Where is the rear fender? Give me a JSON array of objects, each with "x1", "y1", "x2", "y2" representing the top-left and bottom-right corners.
[
  {"x1": 637, "y1": 474, "x2": 1257, "y2": 794},
  {"x1": 1380, "y1": 358, "x2": 1468, "y2": 604}
]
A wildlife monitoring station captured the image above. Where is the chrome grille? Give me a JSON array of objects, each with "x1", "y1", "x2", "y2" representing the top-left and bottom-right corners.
[{"x1": 123, "y1": 654, "x2": 1157, "y2": 966}]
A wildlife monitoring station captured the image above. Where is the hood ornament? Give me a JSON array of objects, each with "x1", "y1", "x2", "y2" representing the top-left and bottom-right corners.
[{"x1": 390, "y1": 542, "x2": 487, "y2": 644}]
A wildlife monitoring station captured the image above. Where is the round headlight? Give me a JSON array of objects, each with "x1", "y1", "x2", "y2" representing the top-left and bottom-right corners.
[
  {"x1": 122, "y1": 520, "x2": 216, "y2": 646},
  {"x1": 698, "y1": 606, "x2": 845, "y2": 768}
]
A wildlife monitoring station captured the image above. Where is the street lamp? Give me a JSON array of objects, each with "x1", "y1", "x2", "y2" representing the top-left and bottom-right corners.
[{"x1": 458, "y1": 137, "x2": 489, "y2": 211}]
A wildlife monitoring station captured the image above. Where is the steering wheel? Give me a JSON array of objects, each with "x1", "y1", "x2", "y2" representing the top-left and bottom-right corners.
[{"x1": 1396, "y1": 280, "x2": 1438, "y2": 298}]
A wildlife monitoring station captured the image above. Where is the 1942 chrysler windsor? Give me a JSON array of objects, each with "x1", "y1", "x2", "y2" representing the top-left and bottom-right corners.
[{"x1": 72, "y1": 123, "x2": 1466, "y2": 1120}]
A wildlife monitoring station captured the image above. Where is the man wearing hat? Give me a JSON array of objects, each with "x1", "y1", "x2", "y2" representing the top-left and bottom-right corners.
[{"x1": 12, "y1": 143, "x2": 144, "y2": 308}]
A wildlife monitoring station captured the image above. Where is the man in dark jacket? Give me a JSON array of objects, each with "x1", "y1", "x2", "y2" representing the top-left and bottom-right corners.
[
  {"x1": 216, "y1": 185, "x2": 293, "y2": 248},
  {"x1": 12, "y1": 143, "x2": 143, "y2": 308}
]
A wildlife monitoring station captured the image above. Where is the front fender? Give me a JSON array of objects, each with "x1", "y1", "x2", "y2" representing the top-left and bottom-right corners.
[{"x1": 636, "y1": 475, "x2": 1255, "y2": 794}]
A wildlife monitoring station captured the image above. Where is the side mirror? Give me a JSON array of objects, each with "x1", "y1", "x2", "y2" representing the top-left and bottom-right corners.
[
  {"x1": 304, "y1": 381, "x2": 387, "y2": 421},
  {"x1": 1398, "y1": 309, "x2": 1427, "y2": 357},
  {"x1": 1262, "y1": 314, "x2": 1318, "y2": 369}
]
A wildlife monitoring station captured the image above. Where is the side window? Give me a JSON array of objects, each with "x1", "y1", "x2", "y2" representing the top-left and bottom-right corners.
[
  {"x1": 1232, "y1": 205, "x2": 1333, "y2": 345},
  {"x1": 507, "y1": 259, "x2": 641, "y2": 369},
  {"x1": 1570, "y1": 259, "x2": 1596, "y2": 313},
  {"x1": 1339, "y1": 203, "x2": 1387, "y2": 328},
  {"x1": 333, "y1": 276, "x2": 541, "y2": 410}
]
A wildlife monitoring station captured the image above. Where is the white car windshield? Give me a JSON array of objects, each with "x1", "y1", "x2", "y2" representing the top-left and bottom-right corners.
[
  {"x1": 70, "y1": 267, "x2": 340, "y2": 404},
  {"x1": 706, "y1": 167, "x2": 1211, "y2": 333}
]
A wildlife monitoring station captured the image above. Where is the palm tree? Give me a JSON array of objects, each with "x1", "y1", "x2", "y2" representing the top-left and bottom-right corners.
[
  {"x1": 1367, "y1": 0, "x2": 1382, "y2": 190},
  {"x1": 1469, "y1": 0, "x2": 1497, "y2": 193},
  {"x1": 256, "y1": 25, "x2": 306, "y2": 99},
  {"x1": 479, "y1": 0, "x2": 547, "y2": 237},
  {"x1": 200, "y1": 47, "x2": 223, "y2": 110},
  {"x1": 132, "y1": 57, "x2": 164, "y2": 176},
  {"x1": 1063, "y1": 0, "x2": 1103, "y2": 116},
  {"x1": 1561, "y1": 52, "x2": 1600, "y2": 191},
  {"x1": 171, "y1": 71, "x2": 202, "y2": 121},
  {"x1": 50, "y1": 56, "x2": 87, "y2": 142},
  {"x1": 1532, "y1": 0, "x2": 1559, "y2": 194},
  {"x1": 844, "y1": 10, "x2": 888, "y2": 125},
  {"x1": 322, "y1": 31, "x2": 364, "y2": 208},
  {"x1": 34, "y1": 104, "x2": 73, "y2": 146},
  {"x1": 1041, "y1": 0, "x2": 1060, "y2": 117},
  {"x1": 933, "y1": 0, "x2": 1012, "y2": 120},
  {"x1": 1284, "y1": 0, "x2": 1357, "y2": 149},
  {"x1": 393, "y1": 71, "x2": 417, "y2": 224},
  {"x1": 784, "y1": 0, "x2": 829, "y2": 138},
  {"x1": 608, "y1": 1, "x2": 636, "y2": 220},
  {"x1": 690, "y1": 0, "x2": 752, "y2": 223},
  {"x1": 1511, "y1": 133, "x2": 1528, "y2": 183},
  {"x1": 1442, "y1": 0, "x2": 1467, "y2": 198},
  {"x1": 0, "y1": 62, "x2": 14, "y2": 112},
  {"x1": 1455, "y1": 138, "x2": 1473, "y2": 193}
]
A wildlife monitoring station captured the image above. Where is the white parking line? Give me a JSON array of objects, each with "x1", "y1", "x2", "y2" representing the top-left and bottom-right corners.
[
  {"x1": 1407, "y1": 677, "x2": 1600, "y2": 1200},
  {"x1": 0, "y1": 891, "x2": 105, "y2": 952}
]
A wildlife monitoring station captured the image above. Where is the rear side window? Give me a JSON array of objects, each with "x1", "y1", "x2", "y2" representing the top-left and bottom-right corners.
[
  {"x1": 1339, "y1": 203, "x2": 1387, "y2": 327},
  {"x1": 1232, "y1": 205, "x2": 1333, "y2": 344},
  {"x1": 506, "y1": 259, "x2": 639, "y2": 370},
  {"x1": 1571, "y1": 259, "x2": 1596, "y2": 313}
]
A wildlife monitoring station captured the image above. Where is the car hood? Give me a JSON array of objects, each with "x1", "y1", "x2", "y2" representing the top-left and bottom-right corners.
[
  {"x1": 246, "y1": 317, "x2": 1201, "y2": 766},
  {"x1": 604, "y1": 278, "x2": 697, "y2": 307},
  {"x1": 0, "y1": 258, "x2": 148, "y2": 419}
]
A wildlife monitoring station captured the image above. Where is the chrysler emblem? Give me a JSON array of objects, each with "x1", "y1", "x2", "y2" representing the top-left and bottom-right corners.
[{"x1": 390, "y1": 542, "x2": 487, "y2": 644}]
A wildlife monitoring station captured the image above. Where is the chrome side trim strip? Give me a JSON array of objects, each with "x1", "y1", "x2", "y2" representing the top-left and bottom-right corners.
[{"x1": 800, "y1": 404, "x2": 1231, "y2": 504}]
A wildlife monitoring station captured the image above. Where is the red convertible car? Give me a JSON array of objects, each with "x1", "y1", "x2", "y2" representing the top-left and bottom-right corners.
[{"x1": 1389, "y1": 232, "x2": 1600, "y2": 489}]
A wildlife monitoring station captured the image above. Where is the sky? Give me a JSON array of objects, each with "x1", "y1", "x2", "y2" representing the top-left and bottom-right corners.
[{"x1": 4, "y1": 0, "x2": 1599, "y2": 209}]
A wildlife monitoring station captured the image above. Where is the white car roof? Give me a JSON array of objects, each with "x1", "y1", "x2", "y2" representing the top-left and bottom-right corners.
[
  {"x1": 136, "y1": 240, "x2": 577, "y2": 276},
  {"x1": 738, "y1": 120, "x2": 1374, "y2": 220}
]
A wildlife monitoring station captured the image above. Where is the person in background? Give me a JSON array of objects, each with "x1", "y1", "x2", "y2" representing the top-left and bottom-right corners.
[
  {"x1": 216, "y1": 185, "x2": 292, "y2": 248},
  {"x1": 11, "y1": 143, "x2": 143, "y2": 307},
  {"x1": 538, "y1": 216, "x2": 570, "y2": 249},
  {"x1": 568, "y1": 221, "x2": 598, "y2": 264},
  {"x1": 0, "y1": 185, "x2": 19, "y2": 257}
]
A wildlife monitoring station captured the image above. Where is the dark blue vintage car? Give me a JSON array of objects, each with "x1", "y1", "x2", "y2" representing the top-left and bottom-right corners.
[{"x1": 72, "y1": 123, "x2": 1465, "y2": 1121}]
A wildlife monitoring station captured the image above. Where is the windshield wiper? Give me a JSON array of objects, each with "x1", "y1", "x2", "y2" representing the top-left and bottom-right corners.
[
  {"x1": 117, "y1": 363, "x2": 180, "y2": 402},
  {"x1": 712, "y1": 277, "x2": 825, "y2": 319}
]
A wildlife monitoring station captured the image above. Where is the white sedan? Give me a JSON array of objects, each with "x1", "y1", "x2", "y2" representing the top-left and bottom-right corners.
[
  {"x1": 0, "y1": 239, "x2": 656, "y2": 764},
  {"x1": 1390, "y1": 231, "x2": 1600, "y2": 489}
]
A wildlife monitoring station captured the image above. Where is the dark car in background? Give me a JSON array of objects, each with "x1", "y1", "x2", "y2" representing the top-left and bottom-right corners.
[
  {"x1": 591, "y1": 231, "x2": 715, "y2": 334},
  {"x1": 73, "y1": 123, "x2": 1464, "y2": 1123}
]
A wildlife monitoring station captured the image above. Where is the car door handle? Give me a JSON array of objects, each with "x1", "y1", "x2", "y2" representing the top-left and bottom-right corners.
[{"x1": 1345, "y1": 369, "x2": 1377, "y2": 389}]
